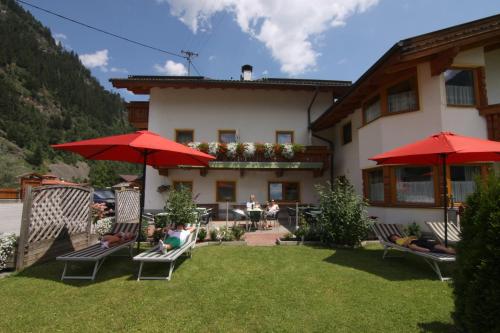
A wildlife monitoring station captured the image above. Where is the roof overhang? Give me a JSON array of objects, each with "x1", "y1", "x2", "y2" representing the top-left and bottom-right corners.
[
  {"x1": 110, "y1": 76, "x2": 351, "y2": 96},
  {"x1": 312, "y1": 14, "x2": 500, "y2": 131}
]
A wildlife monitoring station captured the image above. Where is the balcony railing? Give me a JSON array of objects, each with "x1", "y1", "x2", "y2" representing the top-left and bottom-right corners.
[{"x1": 158, "y1": 145, "x2": 331, "y2": 176}]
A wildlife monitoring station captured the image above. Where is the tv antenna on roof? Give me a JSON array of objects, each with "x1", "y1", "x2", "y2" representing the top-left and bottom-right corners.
[{"x1": 181, "y1": 50, "x2": 199, "y2": 76}]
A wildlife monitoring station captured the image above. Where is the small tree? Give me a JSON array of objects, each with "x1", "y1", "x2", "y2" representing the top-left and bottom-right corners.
[
  {"x1": 164, "y1": 188, "x2": 197, "y2": 226},
  {"x1": 453, "y1": 173, "x2": 500, "y2": 333},
  {"x1": 315, "y1": 178, "x2": 370, "y2": 247}
]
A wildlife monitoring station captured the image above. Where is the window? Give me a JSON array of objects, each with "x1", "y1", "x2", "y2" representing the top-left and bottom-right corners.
[
  {"x1": 387, "y1": 78, "x2": 418, "y2": 113},
  {"x1": 395, "y1": 166, "x2": 434, "y2": 204},
  {"x1": 445, "y1": 69, "x2": 476, "y2": 106},
  {"x1": 216, "y1": 181, "x2": 236, "y2": 202},
  {"x1": 363, "y1": 96, "x2": 381, "y2": 123},
  {"x1": 276, "y1": 131, "x2": 294, "y2": 144},
  {"x1": 342, "y1": 122, "x2": 352, "y2": 145},
  {"x1": 450, "y1": 165, "x2": 480, "y2": 202},
  {"x1": 367, "y1": 169, "x2": 384, "y2": 202},
  {"x1": 173, "y1": 181, "x2": 193, "y2": 192},
  {"x1": 175, "y1": 129, "x2": 194, "y2": 144},
  {"x1": 218, "y1": 130, "x2": 237, "y2": 143},
  {"x1": 269, "y1": 182, "x2": 300, "y2": 202}
]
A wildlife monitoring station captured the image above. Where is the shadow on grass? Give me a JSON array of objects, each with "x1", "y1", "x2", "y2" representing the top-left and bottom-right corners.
[
  {"x1": 418, "y1": 321, "x2": 456, "y2": 332},
  {"x1": 323, "y1": 247, "x2": 454, "y2": 281},
  {"x1": 12, "y1": 247, "x2": 192, "y2": 286}
]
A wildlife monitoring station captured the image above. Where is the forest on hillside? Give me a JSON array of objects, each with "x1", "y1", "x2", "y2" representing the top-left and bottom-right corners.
[{"x1": 0, "y1": 0, "x2": 139, "y2": 188}]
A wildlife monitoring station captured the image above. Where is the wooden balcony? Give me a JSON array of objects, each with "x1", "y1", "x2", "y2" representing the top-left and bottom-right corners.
[
  {"x1": 126, "y1": 101, "x2": 149, "y2": 129},
  {"x1": 158, "y1": 145, "x2": 331, "y2": 177},
  {"x1": 479, "y1": 103, "x2": 500, "y2": 141}
]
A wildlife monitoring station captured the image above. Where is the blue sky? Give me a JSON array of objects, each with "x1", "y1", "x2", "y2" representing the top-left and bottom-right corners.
[{"x1": 20, "y1": 0, "x2": 500, "y2": 101}]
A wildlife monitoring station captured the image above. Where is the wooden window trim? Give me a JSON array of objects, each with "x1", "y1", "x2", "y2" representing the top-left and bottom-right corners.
[
  {"x1": 362, "y1": 167, "x2": 385, "y2": 204},
  {"x1": 268, "y1": 181, "x2": 300, "y2": 203},
  {"x1": 341, "y1": 122, "x2": 352, "y2": 145},
  {"x1": 218, "y1": 129, "x2": 237, "y2": 143},
  {"x1": 175, "y1": 129, "x2": 194, "y2": 144},
  {"x1": 365, "y1": 163, "x2": 491, "y2": 208},
  {"x1": 444, "y1": 66, "x2": 481, "y2": 108},
  {"x1": 216, "y1": 180, "x2": 236, "y2": 202},
  {"x1": 172, "y1": 180, "x2": 193, "y2": 192},
  {"x1": 361, "y1": 69, "x2": 420, "y2": 126},
  {"x1": 275, "y1": 131, "x2": 294, "y2": 144}
]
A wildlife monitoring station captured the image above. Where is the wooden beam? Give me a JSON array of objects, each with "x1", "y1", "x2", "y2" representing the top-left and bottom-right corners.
[
  {"x1": 430, "y1": 47, "x2": 460, "y2": 76},
  {"x1": 485, "y1": 42, "x2": 500, "y2": 52}
]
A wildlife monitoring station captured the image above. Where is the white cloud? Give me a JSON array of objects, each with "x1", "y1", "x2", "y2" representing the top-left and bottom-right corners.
[
  {"x1": 158, "y1": 0, "x2": 379, "y2": 75},
  {"x1": 110, "y1": 67, "x2": 129, "y2": 73},
  {"x1": 53, "y1": 32, "x2": 67, "y2": 46},
  {"x1": 154, "y1": 60, "x2": 188, "y2": 75},
  {"x1": 337, "y1": 58, "x2": 347, "y2": 65},
  {"x1": 262, "y1": 69, "x2": 268, "y2": 75},
  {"x1": 208, "y1": 55, "x2": 216, "y2": 61},
  {"x1": 79, "y1": 49, "x2": 109, "y2": 72}
]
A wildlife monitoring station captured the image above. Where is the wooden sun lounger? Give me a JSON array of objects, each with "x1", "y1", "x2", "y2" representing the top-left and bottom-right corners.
[
  {"x1": 133, "y1": 224, "x2": 200, "y2": 281},
  {"x1": 425, "y1": 221, "x2": 461, "y2": 245},
  {"x1": 371, "y1": 223, "x2": 456, "y2": 281},
  {"x1": 56, "y1": 222, "x2": 139, "y2": 281}
]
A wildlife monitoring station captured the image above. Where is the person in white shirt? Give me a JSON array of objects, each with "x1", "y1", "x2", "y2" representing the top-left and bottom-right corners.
[
  {"x1": 158, "y1": 223, "x2": 196, "y2": 254},
  {"x1": 246, "y1": 194, "x2": 260, "y2": 210}
]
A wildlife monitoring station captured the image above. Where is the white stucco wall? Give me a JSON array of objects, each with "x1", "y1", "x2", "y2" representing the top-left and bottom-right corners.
[
  {"x1": 144, "y1": 87, "x2": 333, "y2": 211},
  {"x1": 485, "y1": 49, "x2": 500, "y2": 104}
]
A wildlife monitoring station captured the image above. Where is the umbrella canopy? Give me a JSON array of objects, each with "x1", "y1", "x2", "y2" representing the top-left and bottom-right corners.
[
  {"x1": 370, "y1": 131, "x2": 500, "y2": 246},
  {"x1": 370, "y1": 132, "x2": 500, "y2": 165},
  {"x1": 52, "y1": 130, "x2": 214, "y2": 167},
  {"x1": 52, "y1": 130, "x2": 215, "y2": 250}
]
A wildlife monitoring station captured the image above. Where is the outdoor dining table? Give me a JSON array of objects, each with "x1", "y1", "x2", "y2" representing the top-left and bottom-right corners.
[{"x1": 247, "y1": 208, "x2": 263, "y2": 230}]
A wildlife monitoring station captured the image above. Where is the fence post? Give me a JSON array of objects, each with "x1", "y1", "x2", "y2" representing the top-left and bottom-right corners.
[
  {"x1": 87, "y1": 188, "x2": 94, "y2": 246},
  {"x1": 16, "y1": 186, "x2": 33, "y2": 271}
]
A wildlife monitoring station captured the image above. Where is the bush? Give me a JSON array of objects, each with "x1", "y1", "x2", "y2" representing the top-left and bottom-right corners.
[
  {"x1": 453, "y1": 173, "x2": 500, "y2": 333},
  {"x1": 315, "y1": 178, "x2": 370, "y2": 247},
  {"x1": 404, "y1": 222, "x2": 421, "y2": 237},
  {"x1": 218, "y1": 226, "x2": 234, "y2": 241},
  {"x1": 154, "y1": 213, "x2": 169, "y2": 229},
  {"x1": 197, "y1": 228, "x2": 207, "y2": 242},
  {"x1": 209, "y1": 228, "x2": 219, "y2": 241},
  {"x1": 164, "y1": 188, "x2": 197, "y2": 226},
  {"x1": 0, "y1": 233, "x2": 17, "y2": 270},
  {"x1": 295, "y1": 215, "x2": 321, "y2": 241},
  {"x1": 94, "y1": 217, "x2": 114, "y2": 237},
  {"x1": 231, "y1": 225, "x2": 245, "y2": 241}
]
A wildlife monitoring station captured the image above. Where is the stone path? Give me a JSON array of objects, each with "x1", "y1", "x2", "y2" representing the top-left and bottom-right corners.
[{"x1": 209, "y1": 220, "x2": 291, "y2": 246}]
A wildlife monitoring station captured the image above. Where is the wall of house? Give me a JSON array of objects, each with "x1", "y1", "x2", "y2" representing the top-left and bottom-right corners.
[
  {"x1": 144, "y1": 87, "x2": 333, "y2": 211},
  {"x1": 326, "y1": 54, "x2": 492, "y2": 227},
  {"x1": 144, "y1": 168, "x2": 327, "y2": 213},
  {"x1": 485, "y1": 48, "x2": 500, "y2": 104}
]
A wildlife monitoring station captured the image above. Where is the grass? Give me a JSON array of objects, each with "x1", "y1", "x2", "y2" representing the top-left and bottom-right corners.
[{"x1": 0, "y1": 245, "x2": 455, "y2": 332}]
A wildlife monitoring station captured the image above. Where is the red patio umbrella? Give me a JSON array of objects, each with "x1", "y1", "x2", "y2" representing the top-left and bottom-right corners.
[
  {"x1": 52, "y1": 130, "x2": 215, "y2": 247},
  {"x1": 370, "y1": 131, "x2": 500, "y2": 245}
]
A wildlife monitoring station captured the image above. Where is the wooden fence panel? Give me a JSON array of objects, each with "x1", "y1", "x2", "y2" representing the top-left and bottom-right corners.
[
  {"x1": 115, "y1": 188, "x2": 140, "y2": 224},
  {"x1": 16, "y1": 185, "x2": 93, "y2": 270}
]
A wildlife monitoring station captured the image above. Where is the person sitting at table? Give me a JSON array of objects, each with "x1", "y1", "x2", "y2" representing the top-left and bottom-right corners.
[
  {"x1": 264, "y1": 200, "x2": 280, "y2": 228},
  {"x1": 246, "y1": 194, "x2": 260, "y2": 210}
]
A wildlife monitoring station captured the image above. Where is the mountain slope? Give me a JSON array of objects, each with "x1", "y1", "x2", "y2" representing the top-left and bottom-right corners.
[{"x1": 0, "y1": 0, "x2": 137, "y2": 187}]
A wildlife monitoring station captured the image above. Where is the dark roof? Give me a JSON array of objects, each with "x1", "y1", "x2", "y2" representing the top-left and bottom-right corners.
[
  {"x1": 312, "y1": 13, "x2": 500, "y2": 131},
  {"x1": 110, "y1": 75, "x2": 352, "y2": 95}
]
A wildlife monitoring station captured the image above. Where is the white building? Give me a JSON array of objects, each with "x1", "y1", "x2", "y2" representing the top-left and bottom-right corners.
[{"x1": 112, "y1": 15, "x2": 500, "y2": 224}]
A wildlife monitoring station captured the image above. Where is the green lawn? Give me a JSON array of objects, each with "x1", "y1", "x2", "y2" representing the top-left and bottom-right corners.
[{"x1": 0, "y1": 245, "x2": 455, "y2": 332}]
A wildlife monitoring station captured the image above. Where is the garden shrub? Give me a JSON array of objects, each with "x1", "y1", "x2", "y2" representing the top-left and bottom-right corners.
[
  {"x1": 164, "y1": 188, "x2": 197, "y2": 226},
  {"x1": 197, "y1": 228, "x2": 207, "y2": 242},
  {"x1": 404, "y1": 222, "x2": 421, "y2": 237},
  {"x1": 94, "y1": 217, "x2": 114, "y2": 237},
  {"x1": 453, "y1": 173, "x2": 500, "y2": 333},
  {"x1": 0, "y1": 233, "x2": 16, "y2": 270},
  {"x1": 315, "y1": 178, "x2": 370, "y2": 247},
  {"x1": 295, "y1": 215, "x2": 321, "y2": 241},
  {"x1": 154, "y1": 213, "x2": 169, "y2": 229},
  {"x1": 218, "y1": 226, "x2": 234, "y2": 241},
  {"x1": 209, "y1": 228, "x2": 219, "y2": 241},
  {"x1": 231, "y1": 225, "x2": 245, "y2": 240}
]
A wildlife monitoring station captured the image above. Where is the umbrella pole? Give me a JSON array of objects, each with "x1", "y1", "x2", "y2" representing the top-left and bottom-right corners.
[
  {"x1": 137, "y1": 151, "x2": 147, "y2": 252},
  {"x1": 442, "y1": 154, "x2": 448, "y2": 247}
]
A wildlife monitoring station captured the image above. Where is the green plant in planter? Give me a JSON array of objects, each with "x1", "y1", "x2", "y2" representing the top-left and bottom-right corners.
[
  {"x1": 154, "y1": 213, "x2": 169, "y2": 229},
  {"x1": 292, "y1": 143, "x2": 304, "y2": 154},
  {"x1": 315, "y1": 178, "x2": 371, "y2": 247},
  {"x1": 164, "y1": 188, "x2": 197, "y2": 226},
  {"x1": 231, "y1": 225, "x2": 245, "y2": 240},
  {"x1": 404, "y1": 222, "x2": 421, "y2": 237},
  {"x1": 197, "y1": 228, "x2": 207, "y2": 242}
]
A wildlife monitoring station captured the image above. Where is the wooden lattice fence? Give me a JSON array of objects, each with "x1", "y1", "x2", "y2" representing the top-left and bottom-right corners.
[
  {"x1": 115, "y1": 188, "x2": 140, "y2": 224},
  {"x1": 16, "y1": 185, "x2": 93, "y2": 270}
]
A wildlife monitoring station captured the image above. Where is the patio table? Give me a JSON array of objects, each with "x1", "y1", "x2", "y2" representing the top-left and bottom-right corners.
[{"x1": 247, "y1": 208, "x2": 263, "y2": 230}]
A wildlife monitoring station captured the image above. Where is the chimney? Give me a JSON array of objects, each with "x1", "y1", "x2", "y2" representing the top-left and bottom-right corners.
[{"x1": 241, "y1": 64, "x2": 253, "y2": 81}]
